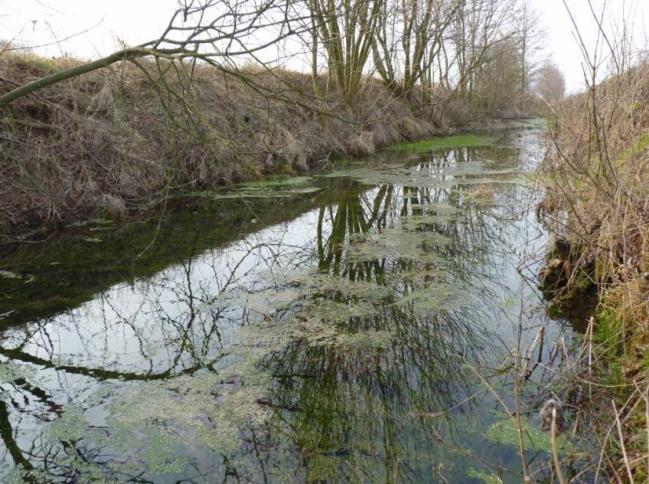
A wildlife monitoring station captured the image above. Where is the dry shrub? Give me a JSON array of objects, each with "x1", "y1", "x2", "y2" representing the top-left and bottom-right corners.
[
  {"x1": 540, "y1": 62, "x2": 649, "y2": 479},
  {"x1": 0, "y1": 52, "x2": 483, "y2": 235},
  {"x1": 541, "y1": 63, "x2": 649, "y2": 309}
]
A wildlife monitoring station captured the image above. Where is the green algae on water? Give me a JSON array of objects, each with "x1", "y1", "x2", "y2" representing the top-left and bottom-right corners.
[
  {"x1": 191, "y1": 176, "x2": 322, "y2": 200},
  {"x1": 396, "y1": 284, "x2": 469, "y2": 314},
  {"x1": 324, "y1": 161, "x2": 522, "y2": 190},
  {"x1": 348, "y1": 228, "x2": 451, "y2": 262},
  {"x1": 391, "y1": 134, "x2": 497, "y2": 152}
]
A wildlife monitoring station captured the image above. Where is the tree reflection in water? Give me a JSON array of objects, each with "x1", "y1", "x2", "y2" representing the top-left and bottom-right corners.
[{"x1": 0, "y1": 130, "x2": 572, "y2": 482}]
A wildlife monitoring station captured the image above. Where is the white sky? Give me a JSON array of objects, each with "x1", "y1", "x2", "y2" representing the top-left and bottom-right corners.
[{"x1": 1, "y1": 0, "x2": 648, "y2": 94}]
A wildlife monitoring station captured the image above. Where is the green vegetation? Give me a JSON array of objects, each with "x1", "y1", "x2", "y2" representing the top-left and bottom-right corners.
[
  {"x1": 467, "y1": 469, "x2": 504, "y2": 484},
  {"x1": 391, "y1": 134, "x2": 497, "y2": 151},
  {"x1": 617, "y1": 129, "x2": 649, "y2": 165},
  {"x1": 190, "y1": 176, "x2": 322, "y2": 200},
  {"x1": 486, "y1": 416, "x2": 576, "y2": 455}
]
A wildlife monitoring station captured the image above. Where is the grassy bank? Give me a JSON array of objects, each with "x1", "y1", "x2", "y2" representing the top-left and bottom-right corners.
[
  {"x1": 0, "y1": 51, "x2": 500, "y2": 238},
  {"x1": 539, "y1": 62, "x2": 649, "y2": 480}
]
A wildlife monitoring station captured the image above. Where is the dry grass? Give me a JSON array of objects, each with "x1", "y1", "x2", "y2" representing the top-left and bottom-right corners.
[
  {"x1": 539, "y1": 61, "x2": 649, "y2": 480},
  {"x1": 0, "y1": 52, "x2": 468, "y2": 236}
]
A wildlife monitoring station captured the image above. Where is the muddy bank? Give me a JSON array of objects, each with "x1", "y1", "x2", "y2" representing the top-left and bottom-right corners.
[{"x1": 539, "y1": 236, "x2": 598, "y2": 329}]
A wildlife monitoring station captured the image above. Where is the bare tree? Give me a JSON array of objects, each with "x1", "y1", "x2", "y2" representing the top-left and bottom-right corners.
[
  {"x1": 304, "y1": 0, "x2": 383, "y2": 103},
  {"x1": 0, "y1": 0, "x2": 310, "y2": 108},
  {"x1": 535, "y1": 62, "x2": 565, "y2": 101},
  {"x1": 449, "y1": 0, "x2": 515, "y2": 98},
  {"x1": 372, "y1": 0, "x2": 459, "y2": 95},
  {"x1": 515, "y1": 0, "x2": 543, "y2": 100}
]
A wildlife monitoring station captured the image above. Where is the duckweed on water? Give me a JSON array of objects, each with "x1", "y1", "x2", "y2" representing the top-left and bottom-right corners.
[
  {"x1": 397, "y1": 285, "x2": 468, "y2": 314},
  {"x1": 35, "y1": 286, "x2": 397, "y2": 475},
  {"x1": 307, "y1": 273, "x2": 392, "y2": 300},
  {"x1": 192, "y1": 176, "x2": 322, "y2": 200},
  {"x1": 348, "y1": 228, "x2": 451, "y2": 262},
  {"x1": 38, "y1": 270, "x2": 402, "y2": 475},
  {"x1": 391, "y1": 134, "x2": 497, "y2": 151},
  {"x1": 325, "y1": 161, "x2": 522, "y2": 189},
  {"x1": 399, "y1": 208, "x2": 462, "y2": 229},
  {"x1": 300, "y1": 298, "x2": 380, "y2": 322},
  {"x1": 201, "y1": 271, "x2": 394, "y2": 317},
  {"x1": 41, "y1": 330, "x2": 282, "y2": 475}
]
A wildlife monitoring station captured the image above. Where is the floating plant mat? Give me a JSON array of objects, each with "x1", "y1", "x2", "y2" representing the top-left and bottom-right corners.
[
  {"x1": 348, "y1": 227, "x2": 452, "y2": 263},
  {"x1": 199, "y1": 272, "x2": 393, "y2": 316},
  {"x1": 396, "y1": 285, "x2": 469, "y2": 314},
  {"x1": 325, "y1": 160, "x2": 525, "y2": 189},
  {"x1": 33, "y1": 346, "x2": 279, "y2": 477},
  {"x1": 398, "y1": 208, "x2": 463, "y2": 229},
  {"x1": 190, "y1": 176, "x2": 322, "y2": 200},
  {"x1": 391, "y1": 134, "x2": 497, "y2": 151},
  {"x1": 21, "y1": 274, "x2": 407, "y2": 478},
  {"x1": 199, "y1": 263, "x2": 470, "y2": 334}
]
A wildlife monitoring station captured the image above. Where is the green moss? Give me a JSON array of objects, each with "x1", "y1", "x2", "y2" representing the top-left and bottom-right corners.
[
  {"x1": 545, "y1": 303, "x2": 563, "y2": 320},
  {"x1": 391, "y1": 134, "x2": 497, "y2": 152},
  {"x1": 593, "y1": 306, "x2": 628, "y2": 393},
  {"x1": 574, "y1": 271, "x2": 595, "y2": 292}
]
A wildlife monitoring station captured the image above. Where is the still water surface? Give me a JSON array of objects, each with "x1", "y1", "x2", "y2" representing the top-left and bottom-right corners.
[{"x1": 0, "y1": 127, "x2": 577, "y2": 482}]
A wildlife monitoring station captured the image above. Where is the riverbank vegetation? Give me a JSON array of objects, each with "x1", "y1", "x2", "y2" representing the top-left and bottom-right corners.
[
  {"x1": 0, "y1": 0, "x2": 543, "y2": 238},
  {"x1": 538, "y1": 5, "x2": 649, "y2": 479}
]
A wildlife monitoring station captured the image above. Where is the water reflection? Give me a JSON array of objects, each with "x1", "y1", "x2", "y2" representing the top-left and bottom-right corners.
[{"x1": 0, "y1": 129, "x2": 571, "y2": 482}]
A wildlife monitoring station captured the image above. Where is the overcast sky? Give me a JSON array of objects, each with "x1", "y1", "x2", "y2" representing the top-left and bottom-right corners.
[{"x1": 2, "y1": 0, "x2": 647, "y2": 94}]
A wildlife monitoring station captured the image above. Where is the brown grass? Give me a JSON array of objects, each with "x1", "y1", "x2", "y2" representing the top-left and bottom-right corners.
[
  {"x1": 0, "y1": 52, "x2": 471, "y2": 237},
  {"x1": 539, "y1": 61, "x2": 649, "y2": 480}
]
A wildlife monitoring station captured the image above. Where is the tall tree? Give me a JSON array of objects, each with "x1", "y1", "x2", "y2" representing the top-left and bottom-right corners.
[
  {"x1": 372, "y1": 0, "x2": 459, "y2": 95},
  {"x1": 305, "y1": 0, "x2": 383, "y2": 103}
]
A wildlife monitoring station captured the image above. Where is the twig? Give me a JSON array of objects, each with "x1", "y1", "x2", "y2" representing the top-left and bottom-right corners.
[
  {"x1": 551, "y1": 406, "x2": 567, "y2": 484},
  {"x1": 612, "y1": 399, "x2": 635, "y2": 484}
]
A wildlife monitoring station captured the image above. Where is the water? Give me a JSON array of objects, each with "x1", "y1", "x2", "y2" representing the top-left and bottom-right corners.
[{"x1": 0, "y1": 127, "x2": 578, "y2": 482}]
